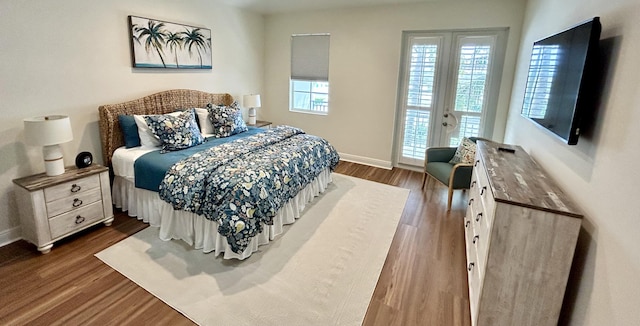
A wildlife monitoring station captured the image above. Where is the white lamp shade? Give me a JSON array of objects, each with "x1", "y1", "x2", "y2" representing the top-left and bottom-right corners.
[
  {"x1": 24, "y1": 115, "x2": 73, "y2": 146},
  {"x1": 243, "y1": 94, "x2": 261, "y2": 108}
]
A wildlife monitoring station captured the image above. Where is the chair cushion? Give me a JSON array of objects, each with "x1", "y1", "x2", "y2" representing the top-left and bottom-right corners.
[
  {"x1": 449, "y1": 137, "x2": 477, "y2": 164},
  {"x1": 425, "y1": 162, "x2": 455, "y2": 185}
]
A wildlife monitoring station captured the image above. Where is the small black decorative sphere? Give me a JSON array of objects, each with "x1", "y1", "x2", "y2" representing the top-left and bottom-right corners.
[{"x1": 75, "y1": 152, "x2": 93, "y2": 168}]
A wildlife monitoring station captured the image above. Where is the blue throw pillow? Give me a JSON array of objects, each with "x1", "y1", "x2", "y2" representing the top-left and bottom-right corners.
[
  {"x1": 118, "y1": 115, "x2": 141, "y2": 148},
  {"x1": 144, "y1": 109, "x2": 205, "y2": 153}
]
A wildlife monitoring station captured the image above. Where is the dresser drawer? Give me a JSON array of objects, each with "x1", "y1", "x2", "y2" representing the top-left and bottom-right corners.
[
  {"x1": 44, "y1": 174, "x2": 100, "y2": 203},
  {"x1": 474, "y1": 166, "x2": 496, "y2": 220},
  {"x1": 46, "y1": 187, "x2": 102, "y2": 218},
  {"x1": 49, "y1": 201, "x2": 104, "y2": 239}
]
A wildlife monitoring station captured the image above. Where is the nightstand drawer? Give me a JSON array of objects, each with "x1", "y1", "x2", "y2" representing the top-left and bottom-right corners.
[
  {"x1": 49, "y1": 201, "x2": 104, "y2": 239},
  {"x1": 46, "y1": 187, "x2": 102, "y2": 218},
  {"x1": 44, "y1": 174, "x2": 100, "y2": 203}
]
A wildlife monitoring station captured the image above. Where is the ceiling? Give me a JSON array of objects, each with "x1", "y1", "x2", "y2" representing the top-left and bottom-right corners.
[{"x1": 218, "y1": 0, "x2": 443, "y2": 14}]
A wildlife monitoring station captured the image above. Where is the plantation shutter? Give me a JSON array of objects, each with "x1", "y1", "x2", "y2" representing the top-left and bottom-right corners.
[{"x1": 291, "y1": 34, "x2": 330, "y2": 81}]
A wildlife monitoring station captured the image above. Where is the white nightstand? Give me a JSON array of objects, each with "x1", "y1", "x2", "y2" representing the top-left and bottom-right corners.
[{"x1": 13, "y1": 164, "x2": 114, "y2": 254}]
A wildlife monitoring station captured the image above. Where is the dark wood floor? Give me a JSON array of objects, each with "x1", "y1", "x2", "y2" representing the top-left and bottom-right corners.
[{"x1": 0, "y1": 161, "x2": 470, "y2": 326}]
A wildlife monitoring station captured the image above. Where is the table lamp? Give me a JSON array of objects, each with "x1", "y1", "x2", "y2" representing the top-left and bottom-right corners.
[
  {"x1": 24, "y1": 115, "x2": 73, "y2": 176},
  {"x1": 243, "y1": 94, "x2": 261, "y2": 125}
]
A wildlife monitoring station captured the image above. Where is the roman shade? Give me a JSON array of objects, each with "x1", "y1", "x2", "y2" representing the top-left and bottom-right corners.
[{"x1": 291, "y1": 34, "x2": 330, "y2": 81}]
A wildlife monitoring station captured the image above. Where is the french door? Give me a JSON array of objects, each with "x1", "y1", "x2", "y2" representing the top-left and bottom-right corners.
[{"x1": 395, "y1": 29, "x2": 508, "y2": 167}]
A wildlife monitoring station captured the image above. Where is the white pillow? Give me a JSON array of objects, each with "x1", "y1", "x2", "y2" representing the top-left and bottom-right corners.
[
  {"x1": 195, "y1": 108, "x2": 214, "y2": 135},
  {"x1": 134, "y1": 112, "x2": 181, "y2": 148}
]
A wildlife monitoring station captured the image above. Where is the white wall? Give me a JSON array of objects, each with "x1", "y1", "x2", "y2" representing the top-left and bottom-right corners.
[
  {"x1": 0, "y1": 0, "x2": 264, "y2": 244},
  {"x1": 504, "y1": 0, "x2": 640, "y2": 324},
  {"x1": 263, "y1": 0, "x2": 526, "y2": 168}
]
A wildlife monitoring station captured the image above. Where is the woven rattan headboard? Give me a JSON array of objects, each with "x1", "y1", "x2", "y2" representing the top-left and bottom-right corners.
[{"x1": 98, "y1": 89, "x2": 233, "y2": 167}]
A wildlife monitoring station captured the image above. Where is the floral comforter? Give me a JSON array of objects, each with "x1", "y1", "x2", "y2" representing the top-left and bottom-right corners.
[{"x1": 158, "y1": 126, "x2": 340, "y2": 253}]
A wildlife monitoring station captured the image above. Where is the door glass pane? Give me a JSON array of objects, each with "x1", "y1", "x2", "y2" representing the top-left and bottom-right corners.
[
  {"x1": 407, "y1": 44, "x2": 438, "y2": 108},
  {"x1": 402, "y1": 109, "x2": 430, "y2": 159},
  {"x1": 454, "y1": 44, "x2": 491, "y2": 113},
  {"x1": 399, "y1": 38, "x2": 439, "y2": 164},
  {"x1": 449, "y1": 115, "x2": 482, "y2": 146}
]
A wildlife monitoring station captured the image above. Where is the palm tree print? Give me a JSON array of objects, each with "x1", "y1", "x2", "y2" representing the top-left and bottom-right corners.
[
  {"x1": 181, "y1": 28, "x2": 209, "y2": 68},
  {"x1": 132, "y1": 20, "x2": 169, "y2": 68},
  {"x1": 129, "y1": 16, "x2": 211, "y2": 69},
  {"x1": 166, "y1": 32, "x2": 184, "y2": 68}
]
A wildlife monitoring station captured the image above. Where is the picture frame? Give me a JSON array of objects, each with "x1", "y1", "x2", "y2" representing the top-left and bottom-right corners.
[{"x1": 128, "y1": 15, "x2": 212, "y2": 69}]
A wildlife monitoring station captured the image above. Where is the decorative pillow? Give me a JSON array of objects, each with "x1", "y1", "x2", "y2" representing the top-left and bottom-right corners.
[
  {"x1": 195, "y1": 104, "x2": 217, "y2": 135},
  {"x1": 118, "y1": 115, "x2": 141, "y2": 148},
  {"x1": 143, "y1": 109, "x2": 204, "y2": 153},
  {"x1": 207, "y1": 101, "x2": 248, "y2": 138},
  {"x1": 449, "y1": 137, "x2": 477, "y2": 164},
  {"x1": 133, "y1": 111, "x2": 182, "y2": 148}
]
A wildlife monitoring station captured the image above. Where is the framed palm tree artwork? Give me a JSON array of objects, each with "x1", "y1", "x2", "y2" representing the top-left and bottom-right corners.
[{"x1": 128, "y1": 16, "x2": 212, "y2": 69}]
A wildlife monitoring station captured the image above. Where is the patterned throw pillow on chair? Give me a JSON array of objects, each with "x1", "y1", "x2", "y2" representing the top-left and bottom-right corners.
[
  {"x1": 449, "y1": 137, "x2": 477, "y2": 164},
  {"x1": 207, "y1": 101, "x2": 248, "y2": 138},
  {"x1": 144, "y1": 109, "x2": 204, "y2": 153}
]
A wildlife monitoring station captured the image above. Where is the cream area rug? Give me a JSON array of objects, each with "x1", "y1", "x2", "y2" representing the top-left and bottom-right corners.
[{"x1": 96, "y1": 174, "x2": 409, "y2": 326}]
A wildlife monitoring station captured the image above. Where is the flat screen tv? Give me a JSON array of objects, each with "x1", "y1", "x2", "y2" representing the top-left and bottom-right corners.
[{"x1": 521, "y1": 17, "x2": 601, "y2": 145}]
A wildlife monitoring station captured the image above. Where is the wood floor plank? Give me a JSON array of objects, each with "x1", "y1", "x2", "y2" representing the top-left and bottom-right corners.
[{"x1": 0, "y1": 161, "x2": 470, "y2": 325}]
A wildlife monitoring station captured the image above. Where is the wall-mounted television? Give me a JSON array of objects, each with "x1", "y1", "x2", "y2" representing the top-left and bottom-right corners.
[{"x1": 521, "y1": 17, "x2": 601, "y2": 145}]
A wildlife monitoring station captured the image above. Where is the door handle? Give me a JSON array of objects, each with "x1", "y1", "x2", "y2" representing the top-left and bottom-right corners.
[{"x1": 442, "y1": 122, "x2": 448, "y2": 126}]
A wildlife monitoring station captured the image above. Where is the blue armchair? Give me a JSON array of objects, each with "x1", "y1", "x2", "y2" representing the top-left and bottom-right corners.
[{"x1": 421, "y1": 137, "x2": 489, "y2": 211}]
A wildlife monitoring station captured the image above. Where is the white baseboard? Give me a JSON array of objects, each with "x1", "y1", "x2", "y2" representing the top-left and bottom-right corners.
[
  {"x1": 338, "y1": 152, "x2": 393, "y2": 170},
  {"x1": 0, "y1": 226, "x2": 21, "y2": 247}
]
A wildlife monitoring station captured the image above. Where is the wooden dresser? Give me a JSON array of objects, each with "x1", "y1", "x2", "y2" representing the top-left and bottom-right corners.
[
  {"x1": 464, "y1": 141, "x2": 582, "y2": 326},
  {"x1": 13, "y1": 165, "x2": 114, "y2": 253}
]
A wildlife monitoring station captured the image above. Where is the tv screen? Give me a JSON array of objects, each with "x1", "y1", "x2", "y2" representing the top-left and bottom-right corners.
[{"x1": 521, "y1": 17, "x2": 601, "y2": 145}]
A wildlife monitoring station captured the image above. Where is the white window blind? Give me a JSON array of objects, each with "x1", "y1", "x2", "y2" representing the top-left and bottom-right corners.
[{"x1": 291, "y1": 34, "x2": 330, "y2": 81}]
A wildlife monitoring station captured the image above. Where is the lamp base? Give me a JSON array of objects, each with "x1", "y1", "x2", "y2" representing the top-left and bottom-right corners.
[
  {"x1": 43, "y1": 145, "x2": 65, "y2": 176},
  {"x1": 248, "y1": 107, "x2": 256, "y2": 125}
]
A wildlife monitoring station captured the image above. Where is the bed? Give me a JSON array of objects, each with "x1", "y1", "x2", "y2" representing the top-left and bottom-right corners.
[{"x1": 98, "y1": 89, "x2": 339, "y2": 259}]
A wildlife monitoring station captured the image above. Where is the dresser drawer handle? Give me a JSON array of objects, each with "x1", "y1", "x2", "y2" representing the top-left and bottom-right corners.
[
  {"x1": 476, "y1": 212, "x2": 483, "y2": 222},
  {"x1": 468, "y1": 262, "x2": 475, "y2": 271},
  {"x1": 465, "y1": 220, "x2": 470, "y2": 228},
  {"x1": 70, "y1": 184, "x2": 82, "y2": 193},
  {"x1": 473, "y1": 235, "x2": 479, "y2": 244},
  {"x1": 468, "y1": 198, "x2": 474, "y2": 206},
  {"x1": 75, "y1": 215, "x2": 85, "y2": 224},
  {"x1": 480, "y1": 186, "x2": 487, "y2": 196},
  {"x1": 72, "y1": 198, "x2": 83, "y2": 207},
  {"x1": 474, "y1": 160, "x2": 479, "y2": 167},
  {"x1": 471, "y1": 181, "x2": 476, "y2": 188}
]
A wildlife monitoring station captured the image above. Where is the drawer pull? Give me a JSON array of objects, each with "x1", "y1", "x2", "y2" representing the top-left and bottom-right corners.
[
  {"x1": 75, "y1": 215, "x2": 85, "y2": 224},
  {"x1": 476, "y1": 212, "x2": 483, "y2": 222},
  {"x1": 471, "y1": 180, "x2": 477, "y2": 188},
  {"x1": 72, "y1": 198, "x2": 83, "y2": 207},
  {"x1": 474, "y1": 160, "x2": 479, "y2": 167},
  {"x1": 481, "y1": 186, "x2": 487, "y2": 196},
  {"x1": 473, "y1": 235, "x2": 479, "y2": 244},
  {"x1": 468, "y1": 198, "x2": 474, "y2": 206},
  {"x1": 465, "y1": 220, "x2": 470, "y2": 228},
  {"x1": 70, "y1": 184, "x2": 82, "y2": 193},
  {"x1": 468, "y1": 262, "x2": 475, "y2": 271}
]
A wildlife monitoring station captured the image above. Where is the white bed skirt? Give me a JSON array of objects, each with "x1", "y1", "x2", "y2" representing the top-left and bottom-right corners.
[{"x1": 112, "y1": 169, "x2": 333, "y2": 260}]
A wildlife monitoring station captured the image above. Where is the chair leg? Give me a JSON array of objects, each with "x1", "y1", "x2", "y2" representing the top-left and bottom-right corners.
[
  {"x1": 421, "y1": 173, "x2": 427, "y2": 189},
  {"x1": 447, "y1": 186, "x2": 454, "y2": 212}
]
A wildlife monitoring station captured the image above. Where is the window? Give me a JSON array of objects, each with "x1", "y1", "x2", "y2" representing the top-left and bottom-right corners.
[{"x1": 290, "y1": 34, "x2": 330, "y2": 114}]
